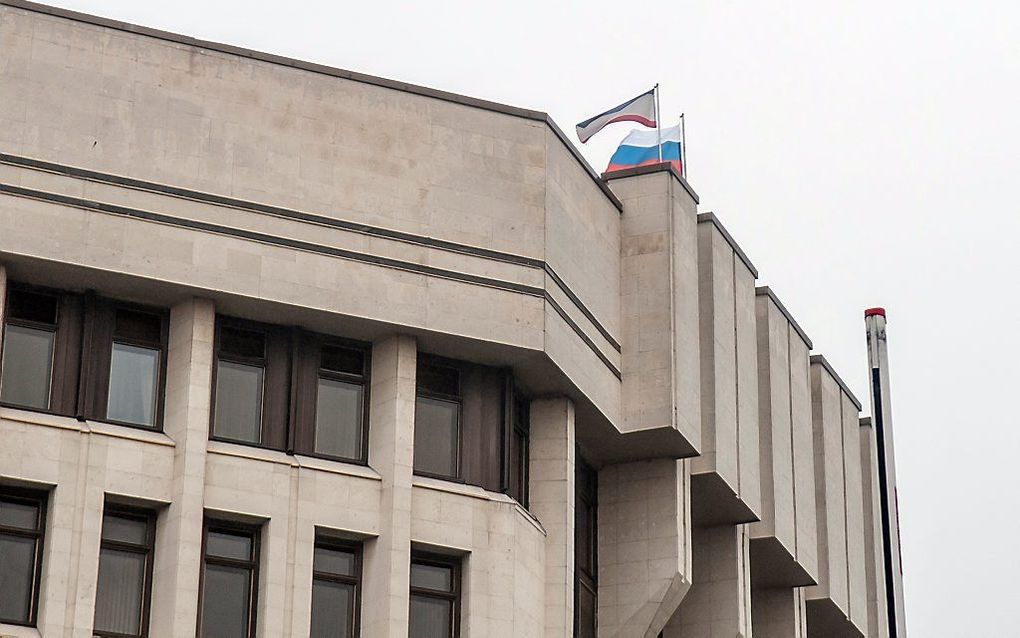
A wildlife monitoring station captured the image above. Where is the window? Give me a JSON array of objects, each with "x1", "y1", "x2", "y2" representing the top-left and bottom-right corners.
[
  {"x1": 409, "y1": 554, "x2": 459, "y2": 638},
  {"x1": 93, "y1": 507, "x2": 155, "y2": 637},
  {"x1": 199, "y1": 521, "x2": 259, "y2": 638},
  {"x1": 413, "y1": 356, "x2": 530, "y2": 504},
  {"x1": 414, "y1": 360, "x2": 461, "y2": 479},
  {"x1": 0, "y1": 487, "x2": 47, "y2": 626},
  {"x1": 212, "y1": 324, "x2": 267, "y2": 444},
  {"x1": 574, "y1": 455, "x2": 597, "y2": 638},
  {"x1": 310, "y1": 538, "x2": 361, "y2": 638},
  {"x1": 0, "y1": 286, "x2": 168, "y2": 429},
  {"x1": 211, "y1": 319, "x2": 371, "y2": 459},
  {"x1": 105, "y1": 309, "x2": 165, "y2": 428},
  {"x1": 1, "y1": 289, "x2": 60, "y2": 410}
]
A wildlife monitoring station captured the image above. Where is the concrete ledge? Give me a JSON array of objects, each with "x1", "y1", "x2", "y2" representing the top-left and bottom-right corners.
[
  {"x1": 697, "y1": 211, "x2": 759, "y2": 278},
  {"x1": 754, "y1": 286, "x2": 814, "y2": 349},
  {"x1": 809, "y1": 354, "x2": 863, "y2": 410},
  {"x1": 602, "y1": 161, "x2": 700, "y2": 204}
]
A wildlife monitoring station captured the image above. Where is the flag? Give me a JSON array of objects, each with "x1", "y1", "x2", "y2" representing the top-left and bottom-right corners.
[
  {"x1": 605, "y1": 123, "x2": 683, "y2": 174},
  {"x1": 575, "y1": 88, "x2": 657, "y2": 144}
]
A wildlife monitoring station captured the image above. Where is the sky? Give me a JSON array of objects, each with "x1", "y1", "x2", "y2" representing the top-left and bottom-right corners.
[{"x1": 44, "y1": 0, "x2": 1020, "y2": 633}]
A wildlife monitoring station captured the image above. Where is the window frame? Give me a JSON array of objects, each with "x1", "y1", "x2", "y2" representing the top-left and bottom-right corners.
[
  {"x1": 0, "y1": 283, "x2": 78, "y2": 416},
  {"x1": 408, "y1": 552, "x2": 461, "y2": 638},
  {"x1": 0, "y1": 285, "x2": 170, "y2": 432},
  {"x1": 90, "y1": 301, "x2": 170, "y2": 432},
  {"x1": 197, "y1": 518, "x2": 261, "y2": 638},
  {"x1": 92, "y1": 504, "x2": 157, "y2": 638},
  {"x1": 413, "y1": 356, "x2": 464, "y2": 482},
  {"x1": 209, "y1": 318, "x2": 271, "y2": 448},
  {"x1": 309, "y1": 536, "x2": 362, "y2": 638},
  {"x1": 0, "y1": 486, "x2": 48, "y2": 627},
  {"x1": 503, "y1": 387, "x2": 530, "y2": 508},
  {"x1": 293, "y1": 334, "x2": 372, "y2": 466}
]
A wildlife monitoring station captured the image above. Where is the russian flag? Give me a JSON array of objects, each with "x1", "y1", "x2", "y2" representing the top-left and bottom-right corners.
[
  {"x1": 605, "y1": 123, "x2": 683, "y2": 174},
  {"x1": 575, "y1": 89, "x2": 657, "y2": 144}
]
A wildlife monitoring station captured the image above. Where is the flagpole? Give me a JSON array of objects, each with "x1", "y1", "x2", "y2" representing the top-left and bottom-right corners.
[
  {"x1": 680, "y1": 112, "x2": 687, "y2": 178},
  {"x1": 654, "y1": 83, "x2": 663, "y2": 163}
]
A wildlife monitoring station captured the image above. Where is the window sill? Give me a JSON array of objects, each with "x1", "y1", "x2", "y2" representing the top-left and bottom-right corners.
[
  {"x1": 0, "y1": 407, "x2": 175, "y2": 447},
  {"x1": 206, "y1": 441, "x2": 382, "y2": 481},
  {"x1": 411, "y1": 476, "x2": 545, "y2": 535},
  {"x1": 0, "y1": 621, "x2": 42, "y2": 637}
]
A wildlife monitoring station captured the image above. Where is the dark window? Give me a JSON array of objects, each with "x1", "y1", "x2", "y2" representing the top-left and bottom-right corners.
[
  {"x1": 414, "y1": 360, "x2": 461, "y2": 480},
  {"x1": 1, "y1": 289, "x2": 59, "y2": 410},
  {"x1": 409, "y1": 554, "x2": 459, "y2": 638},
  {"x1": 574, "y1": 455, "x2": 597, "y2": 638},
  {"x1": 0, "y1": 487, "x2": 47, "y2": 626},
  {"x1": 0, "y1": 286, "x2": 168, "y2": 429},
  {"x1": 311, "y1": 344, "x2": 367, "y2": 462},
  {"x1": 310, "y1": 538, "x2": 361, "y2": 638},
  {"x1": 213, "y1": 325, "x2": 267, "y2": 444},
  {"x1": 506, "y1": 394, "x2": 530, "y2": 507},
  {"x1": 199, "y1": 521, "x2": 259, "y2": 638},
  {"x1": 93, "y1": 507, "x2": 156, "y2": 637},
  {"x1": 413, "y1": 356, "x2": 529, "y2": 505}
]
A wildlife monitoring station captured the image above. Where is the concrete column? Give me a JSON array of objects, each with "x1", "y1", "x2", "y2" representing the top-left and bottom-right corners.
[
  {"x1": 598, "y1": 459, "x2": 692, "y2": 638},
  {"x1": 362, "y1": 334, "x2": 417, "y2": 638},
  {"x1": 609, "y1": 166, "x2": 700, "y2": 456},
  {"x1": 692, "y1": 214, "x2": 761, "y2": 526},
  {"x1": 753, "y1": 587, "x2": 808, "y2": 638},
  {"x1": 529, "y1": 397, "x2": 576, "y2": 638},
  {"x1": 663, "y1": 524, "x2": 753, "y2": 638},
  {"x1": 149, "y1": 297, "x2": 215, "y2": 637}
]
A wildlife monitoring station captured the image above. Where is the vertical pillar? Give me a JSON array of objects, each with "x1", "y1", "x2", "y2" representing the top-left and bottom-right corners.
[
  {"x1": 859, "y1": 418, "x2": 890, "y2": 638},
  {"x1": 149, "y1": 297, "x2": 215, "y2": 637},
  {"x1": 361, "y1": 334, "x2": 417, "y2": 638},
  {"x1": 753, "y1": 587, "x2": 808, "y2": 638},
  {"x1": 529, "y1": 397, "x2": 576, "y2": 638},
  {"x1": 598, "y1": 459, "x2": 692, "y2": 637},
  {"x1": 663, "y1": 524, "x2": 753, "y2": 637}
]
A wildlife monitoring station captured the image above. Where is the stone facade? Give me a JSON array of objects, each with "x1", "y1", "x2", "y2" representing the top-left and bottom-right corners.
[{"x1": 0, "y1": 2, "x2": 901, "y2": 637}]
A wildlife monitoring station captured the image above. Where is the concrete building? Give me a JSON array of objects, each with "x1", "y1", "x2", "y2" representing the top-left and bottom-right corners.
[{"x1": 0, "y1": 1, "x2": 903, "y2": 636}]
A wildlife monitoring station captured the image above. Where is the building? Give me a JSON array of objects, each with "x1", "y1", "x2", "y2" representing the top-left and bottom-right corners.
[{"x1": 0, "y1": 1, "x2": 903, "y2": 636}]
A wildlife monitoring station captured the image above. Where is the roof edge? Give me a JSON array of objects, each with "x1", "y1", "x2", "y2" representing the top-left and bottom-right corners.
[
  {"x1": 809, "y1": 354, "x2": 863, "y2": 410},
  {"x1": 602, "y1": 162, "x2": 700, "y2": 204},
  {"x1": 754, "y1": 286, "x2": 814, "y2": 349},
  {"x1": 696, "y1": 212, "x2": 758, "y2": 278},
  {"x1": 0, "y1": 0, "x2": 622, "y2": 212}
]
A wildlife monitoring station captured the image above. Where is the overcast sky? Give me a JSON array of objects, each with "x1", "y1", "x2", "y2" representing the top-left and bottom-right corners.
[{"x1": 46, "y1": 0, "x2": 1019, "y2": 633}]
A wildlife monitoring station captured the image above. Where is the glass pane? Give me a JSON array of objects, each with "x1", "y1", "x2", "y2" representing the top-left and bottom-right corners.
[
  {"x1": 313, "y1": 546, "x2": 356, "y2": 577},
  {"x1": 410, "y1": 563, "x2": 452, "y2": 592},
  {"x1": 107, "y1": 343, "x2": 160, "y2": 426},
  {"x1": 206, "y1": 530, "x2": 252, "y2": 561},
  {"x1": 314, "y1": 379, "x2": 363, "y2": 460},
  {"x1": 509, "y1": 429, "x2": 524, "y2": 504},
  {"x1": 201, "y1": 563, "x2": 251, "y2": 638},
  {"x1": 219, "y1": 326, "x2": 265, "y2": 359},
  {"x1": 7, "y1": 290, "x2": 58, "y2": 325},
  {"x1": 114, "y1": 308, "x2": 162, "y2": 343},
  {"x1": 575, "y1": 502, "x2": 592, "y2": 575},
  {"x1": 0, "y1": 324, "x2": 54, "y2": 409},
  {"x1": 93, "y1": 547, "x2": 146, "y2": 635},
  {"x1": 409, "y1": 595, "x2": 452, "y2": 638},
  {"x1": 0, "y1": 535, "x2": 37, "y2": 623},
  {"x1": 310, "y1": 579, "x2": 355, "y2": 638},
  {"x1": 102, "y1": 513, "x2": 148, "y2": 546},
  {"x1": 576, "y1": 583, "x2": 597, "y2": 638},
  {"x1": 0, "y1": 498, "x2": 40, "y2": 530},
  {"x1": 321, "y1": 345, "x2": 363, "y2": 376},
  {"x1": 417, "y1": 363, "x2": 459, "y2": 397},
  {"x1": 213, "y1": 360, "x2": 264, "y2": 443},
  {"x1": 413, "y1": 397, "x2": 458, "y2": 478}
]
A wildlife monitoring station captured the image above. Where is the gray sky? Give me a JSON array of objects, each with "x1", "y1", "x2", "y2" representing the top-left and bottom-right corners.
[{"x1": 48, "y1": 0, "x2": 1020, "y2": 633}]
